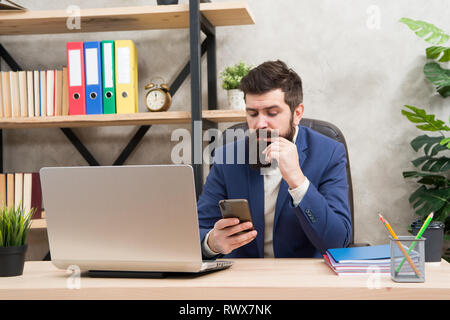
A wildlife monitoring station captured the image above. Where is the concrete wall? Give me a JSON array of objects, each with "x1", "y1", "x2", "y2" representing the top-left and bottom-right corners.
[{"x1": 1, "y1": 0, "x2": 449, "y2": 259}]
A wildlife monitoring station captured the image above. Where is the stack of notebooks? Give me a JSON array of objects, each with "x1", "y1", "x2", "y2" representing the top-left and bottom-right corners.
[{"x1": 323, "y1": 245, "x2": 391, "y2": 276}]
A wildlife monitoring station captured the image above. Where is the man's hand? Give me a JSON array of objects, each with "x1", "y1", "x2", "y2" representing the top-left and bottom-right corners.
[
  {"x1": 207, "y1": 218, "x2": 257, "y2": 255},
  {"x1": 263, "y1": 137, "x2": 306, "y2": 189}
]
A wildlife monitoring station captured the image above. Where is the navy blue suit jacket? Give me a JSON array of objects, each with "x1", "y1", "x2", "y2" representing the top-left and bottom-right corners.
[{"x1": 197, "y1": 125, "x2": 352, "y2": 258}]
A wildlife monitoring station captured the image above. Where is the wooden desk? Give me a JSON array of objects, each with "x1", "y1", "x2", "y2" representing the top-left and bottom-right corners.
[{"x1": 0, "y1": 259, "x2": 449, "y2": 300}]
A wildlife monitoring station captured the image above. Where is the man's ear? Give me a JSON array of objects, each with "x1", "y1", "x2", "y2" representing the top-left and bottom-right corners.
[{"x1": 293, "y1": 104, "x2": 304, "y2": 126}]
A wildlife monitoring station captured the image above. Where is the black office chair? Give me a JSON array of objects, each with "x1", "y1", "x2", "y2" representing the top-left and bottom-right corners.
[{"x1": 219, "y1": 118, "x2": 368, "y2": 247}]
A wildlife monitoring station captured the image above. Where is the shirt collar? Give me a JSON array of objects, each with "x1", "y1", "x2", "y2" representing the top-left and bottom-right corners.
[{"x1": 292, "y1": 125, "x2": 299, "y2": 144}]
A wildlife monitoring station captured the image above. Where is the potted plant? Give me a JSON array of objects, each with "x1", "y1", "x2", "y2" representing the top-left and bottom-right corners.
[
  {"x1": 220, "y1": 61, "x2": 252, "y2": 110},
  {"x1": 400, "y1": 18, "x2": 450, "y2": 262},
  {"x1": 0, "y1": 204, "x2": 34, "y2": 277}
]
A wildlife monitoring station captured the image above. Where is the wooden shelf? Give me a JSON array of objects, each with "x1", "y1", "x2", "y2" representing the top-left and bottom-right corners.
[
  {"x1": 202, "y1": 109, "x2": 247, "y2": 123},
  {"x1": 0, "y1": 2, "x2": 255, "y2": 35},
  {"x1": 30, "y1": 218, "x2": 46, "y2": 229},
  {"x1": 0, "y1": 110, "x2": 246, "y2": 129}
]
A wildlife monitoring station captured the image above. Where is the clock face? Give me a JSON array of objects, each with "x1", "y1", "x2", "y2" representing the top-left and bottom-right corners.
[{"x1": 146, "y1": 89, "x2": 167, "y2": 111}]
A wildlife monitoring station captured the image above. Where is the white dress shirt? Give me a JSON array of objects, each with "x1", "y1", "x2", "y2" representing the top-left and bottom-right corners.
[{"x1": 202, "y1": 126, "x2": 310, "y2": 258}]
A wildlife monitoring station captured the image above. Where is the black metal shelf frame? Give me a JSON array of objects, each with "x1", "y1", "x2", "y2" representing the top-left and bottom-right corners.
[{"x1": 0, "y1": 0, "x2": 217, "y2": 199}]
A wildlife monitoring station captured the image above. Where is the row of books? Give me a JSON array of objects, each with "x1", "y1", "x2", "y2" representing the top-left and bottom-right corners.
[
  {"x1": 0, "y1": 70, "x2": 69, "y2": 118},
  {"x1": 0, "y1": 40, "x2": 138, "y2": 119},
  {"x1": 67, "y1": 40, "x2": 138, "y2": 115},
  {"x1": 0, "y1": 172, "x2": 43, "y2": 219}
]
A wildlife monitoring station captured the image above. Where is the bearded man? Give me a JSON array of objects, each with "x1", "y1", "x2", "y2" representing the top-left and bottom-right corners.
[{"x1": 197, "y1": 60, "x2": 352, "y2": 259}]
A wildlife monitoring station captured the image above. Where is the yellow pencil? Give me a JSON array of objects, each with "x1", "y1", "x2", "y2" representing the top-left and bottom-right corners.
[{"x1": 378, "y1": 214, "x2": 421, "y2": 277}]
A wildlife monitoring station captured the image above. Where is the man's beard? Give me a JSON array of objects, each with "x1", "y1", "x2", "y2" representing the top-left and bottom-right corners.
[{"x1": 248, "y1": 118, "x2": 296, "y2": 171}]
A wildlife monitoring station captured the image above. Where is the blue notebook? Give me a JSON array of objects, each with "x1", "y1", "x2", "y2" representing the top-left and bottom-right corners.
[{"x1": 327, "y1": 244, "x2": 390, "y2": 263}]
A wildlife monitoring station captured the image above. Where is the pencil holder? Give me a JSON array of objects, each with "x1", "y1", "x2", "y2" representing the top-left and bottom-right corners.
[{"x1": 390, "y1": 236, "x2": 425, "y2": 283}]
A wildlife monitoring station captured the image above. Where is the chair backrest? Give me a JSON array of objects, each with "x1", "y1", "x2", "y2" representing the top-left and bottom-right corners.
[{"x1": 220, "y1": 118, "x2": 355, "y2": 246}]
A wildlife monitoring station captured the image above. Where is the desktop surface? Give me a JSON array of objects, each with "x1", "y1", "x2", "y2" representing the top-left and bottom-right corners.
[{"x1": 0, "y1": 258, "x2": 449, "y2": 300}]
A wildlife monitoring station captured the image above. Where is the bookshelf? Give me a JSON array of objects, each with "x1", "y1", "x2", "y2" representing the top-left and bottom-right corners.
[
  {"x1": 0, "y1": 2, "x2": 255, "y2": 35},
  {"x1": 1, "y1": 2, "x2": 254, "y2": 241},
  {"x1": 0, "y1": 110, "x2": 247, "y2": 129},
  {"x1": 0, "y1": 1, "x2": 254, "y2": 199}
]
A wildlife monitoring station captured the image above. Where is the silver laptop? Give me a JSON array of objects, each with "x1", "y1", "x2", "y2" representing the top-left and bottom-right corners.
[{"x1": 40, "y1": 164, "x2": 232, "y2": 276}]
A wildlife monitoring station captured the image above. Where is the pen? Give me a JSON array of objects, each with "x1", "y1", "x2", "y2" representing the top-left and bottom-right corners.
[
  {"x1": 378, "y1": 214, "x2": 421, "y2": 277},
  {"x1": 395, "y1": 212, "x2": 433, "y2": 273}
]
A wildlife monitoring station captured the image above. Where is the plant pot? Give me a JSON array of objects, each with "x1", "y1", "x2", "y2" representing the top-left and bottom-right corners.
[
  {"x1": 0, "y1": 245, "x2": 27, "y2": 277},
  {"x1": 156, "y1": 0, "x2": 179, "y2": 5},
  {"x1": 227, "y1": 89, "x2": 246, "y2": 110},
  {"x1": 411, "y1": 219, "x2": 444, "y2": 262},
  {"x1": 443, "y1": 236, "x2": 450, "y2": 262}
]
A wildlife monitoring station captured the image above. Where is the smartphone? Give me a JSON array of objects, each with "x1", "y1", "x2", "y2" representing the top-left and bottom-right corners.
[{"x1": 218, "y1": 199, "x2": 254, "y2": 234}]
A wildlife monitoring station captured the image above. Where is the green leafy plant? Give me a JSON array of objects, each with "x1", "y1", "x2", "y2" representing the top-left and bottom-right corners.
[
  {"x1": 401, "y1": 106, "x2": 450, "y2": 224},
  {"x1": 0, "y1": 204, "x2": 35, "y2": 247},
  {"x1": 401, "y1": 107, "x2": 450, "y2": 250},
  {"x1": 220, "y1": 61, "x2": 252, "y2": 90},
  {"x1": 399, "y1": 18, "x2": 449, "y2": 45},
  {"x1": 400, "y1": 18, "x2": 450, "y2": 97},
  {"x1": 400, "y1": 18, "x2": 450, "y2": 241}
]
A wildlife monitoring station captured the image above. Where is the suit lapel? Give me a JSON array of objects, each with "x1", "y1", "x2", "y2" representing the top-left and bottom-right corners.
[{"x1": 273, "y1": 126, "x2": 309, "y2": 232}]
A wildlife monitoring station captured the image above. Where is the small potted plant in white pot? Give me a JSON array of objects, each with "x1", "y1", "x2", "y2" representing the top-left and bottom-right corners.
[
  {"x1": 220, "y1": 61, "x2": 252, "y2": 110},
  {"x1": 0, "y1": 204, "x2": 34, "y2": 277}
]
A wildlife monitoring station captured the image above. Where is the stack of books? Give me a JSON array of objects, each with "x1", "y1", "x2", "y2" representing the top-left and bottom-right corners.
[{"x1": 323, "y1": 244, "x2": 391, "y2": 276}]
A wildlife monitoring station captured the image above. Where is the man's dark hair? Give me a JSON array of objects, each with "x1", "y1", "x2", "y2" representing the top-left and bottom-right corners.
[{"x1": 239, "y1": 60, "x2": 303, "y2": 112}]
